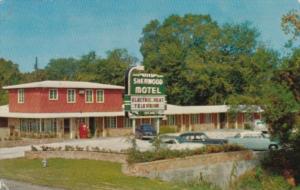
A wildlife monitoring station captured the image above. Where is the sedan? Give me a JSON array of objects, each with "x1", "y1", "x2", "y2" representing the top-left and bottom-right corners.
[
  {"x1": 158, "y1": 134, "x2": 205, "y2": 150},
  {"x1": 178, "y1": 132, "x2": 227, "y2": 145},
  {"x1": 227, "y1": 131, "x2": 279, "y2": 150}
]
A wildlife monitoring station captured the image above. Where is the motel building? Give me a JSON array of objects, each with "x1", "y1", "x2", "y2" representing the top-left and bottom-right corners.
[{"x1": 0, "y1": 80, "x2": 262, "y2": 139}]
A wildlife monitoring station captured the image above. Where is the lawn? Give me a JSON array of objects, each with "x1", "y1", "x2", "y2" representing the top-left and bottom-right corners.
[{"x1": 0, "y1": 158, "x2": 217, "y2": 190}]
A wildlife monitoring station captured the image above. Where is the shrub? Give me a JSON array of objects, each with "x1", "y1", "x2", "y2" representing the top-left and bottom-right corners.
[
  {"x1": 159, "y1": 126, "x2": 177, "y2": 134},
  {"x1": 75, "y1": 146, "x2": 84, "y2": 151},
  {"x1": 31, "y1": 145, "x2": 38, "y2": 151},
  {"x1": 230, "y1": 168, "x2": 293, "y2": 190},
  {"x1": 127, "y1": 144, "x2": 245, "y2": 164},
  {"x1": 65, "y1": 145, "x2": 75, "y2": 151}
]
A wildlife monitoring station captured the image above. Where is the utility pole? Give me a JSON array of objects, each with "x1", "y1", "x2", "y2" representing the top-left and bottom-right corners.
[{"x1": 34, "y1": 56, "x2": 38, "y2": 71}]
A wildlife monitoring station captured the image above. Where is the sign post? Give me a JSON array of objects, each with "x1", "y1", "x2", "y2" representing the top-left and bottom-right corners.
[{"x1": 124, "y1": 66, "x2": 166, "y2": 134}]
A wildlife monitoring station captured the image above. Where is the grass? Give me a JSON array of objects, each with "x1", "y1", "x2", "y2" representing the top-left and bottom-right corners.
[
  {"x1": 230, "y1": 168, "x2": 300, "y2": 190},
  {"x1": 0, "y1": 158, "x2": 218, "y2": 190}
]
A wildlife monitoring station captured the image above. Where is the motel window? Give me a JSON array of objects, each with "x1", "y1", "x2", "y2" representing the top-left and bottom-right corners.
[
  {"x1": 191, "y1": 114, "x2": 199, "y2": 125},
  {"x1": 18, "y1": 89, "x2": 24, "y2": 103},
  {"x1": 19, "y1": 119, "x2": 57, "y2": 135},
  {"x1": 167, "y1": 115, "x2": 176, "y2": 126},
  {"x1": 85, "y1": 89, "x2": 93, "y2": 103},
  {"x1": 67, "y1": 89, "x2": 76, "y2": 103},
  {"x1": 204, "y1": 114, "x2": 211, "y2": 124},
  {"x1": 49, "y1": 89, "x2": 58, "y2": 100},
  {"x1": 96, "y1": 90, "x2": 104, "y2": 103},
  {"x1": 106, "y1": 117, "x2": 117, "y2": 128},
  {"x1": 125, "y1": 118, "x2": 132, "y2": 128}
]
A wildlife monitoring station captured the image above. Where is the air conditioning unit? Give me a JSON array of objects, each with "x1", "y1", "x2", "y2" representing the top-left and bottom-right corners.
[{"x1": 79, "y1": 90, "x2": 85, "y2": 95}]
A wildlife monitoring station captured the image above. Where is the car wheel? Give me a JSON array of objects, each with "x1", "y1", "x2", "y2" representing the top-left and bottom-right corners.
[{"x1": 269, "y1": 144, "x2": 278, "y2": 150}]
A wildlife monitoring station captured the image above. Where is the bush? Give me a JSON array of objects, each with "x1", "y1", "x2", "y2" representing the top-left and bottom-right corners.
[
  {"x1": 127, "y1": 144, "x2": 245, "y2": 164},
  {"x1": 230, "y1": 168, "x2": 294, "y2": 190},
  {"x1": 65, "y1": 145, "x2": 75, "y2": 151},
  {"x1": 159, "y1": 126, "x2": 177, "y2": 134},
  {"x1": 31, "y1": 145, "x2": 38, "y2": 151}
]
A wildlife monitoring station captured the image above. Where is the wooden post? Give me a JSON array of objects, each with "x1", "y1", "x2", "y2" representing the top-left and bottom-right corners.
[
  {"x1": 217, "y1": 113, "x2": 220, "y2": 129},
  {"x1": 132, "y1": 118, "x2": 136, "y2": 134},
  {"x1": 39, "y1": 119, "x2": 42, "y2": 133},
  {"x1": 156, "y1": 118, "x2": 160, "y2": 134},
  {"x1": 102, "y1": 117, "x2": 105, "y2": 137},
  {"x1": 226, "y1": 113, "x2": 229, "y2": 129},
  {"x1": 189, "y1": 115, "x2": 192, "y2": 131}
]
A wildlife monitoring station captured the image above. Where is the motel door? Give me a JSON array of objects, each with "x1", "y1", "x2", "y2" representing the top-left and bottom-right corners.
[
  {"x1": 219, "y1": 113, "x2": 227, "y2": 129},
  {"x1": 64, "y1": 119, "x2": 70, "y2": 138}
]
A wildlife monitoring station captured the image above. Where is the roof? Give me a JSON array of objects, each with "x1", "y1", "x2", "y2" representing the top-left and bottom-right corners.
[
  {"x1": 0, "y1": 104, "x2": 262, "y2": 119},
  {"x1": 165, "y1": 104, "x2": 263, "y2": 114},
  {"x1": 165, "y1": 104, "x2": 229, "y2": 114},
  {"x1": 3, "y1": 80, "x2": 124, "y2": 90}
]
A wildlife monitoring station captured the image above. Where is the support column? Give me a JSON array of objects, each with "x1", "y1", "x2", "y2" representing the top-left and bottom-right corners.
[
  {"x1": 70, "y1": 118, "x2": 73, "y2": 139},
  {"x1": 102, "y1": 117, "x2": 105, "y2": 137},
  {"x1": 226, "y1": 113, "x2": 229, "y2": 129},
  {"x1": 235, "y1": 116, "x2": 238, "y2": 129},
  {"x1": 217, "y1": 113, "x2": 220, "y2": 129},
  {"x1": 39, "y1": 119, "x2": 42, "y2": 133},
  {"x1": 181, "y1": 115, "x2": 183, "y2": 132},
  {"x1": 132, "y1": 118, "x2": 136, "y2": 134},
  {"x1": 188, "y1": 115, "x2": 192, "y2": 131},
  {"x1": 156, "y1": 118, "x2": 160, "y2": 134}
]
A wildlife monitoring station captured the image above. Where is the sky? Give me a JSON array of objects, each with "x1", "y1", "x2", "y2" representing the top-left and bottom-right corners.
[{"x1": 0, "y1": 0, "x2": 299, "y2": 72}]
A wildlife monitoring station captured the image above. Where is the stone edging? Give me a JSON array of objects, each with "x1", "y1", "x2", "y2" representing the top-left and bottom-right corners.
[
  {"x1": 25, "y1": 151, "x2": 127, "y2": 163},
  {"x1": 0, "y1": 138, "x2": 65, "y2": 148}
]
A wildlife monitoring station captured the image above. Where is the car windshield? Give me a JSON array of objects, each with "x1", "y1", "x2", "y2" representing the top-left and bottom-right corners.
[{"x1": 141, "y1": 125, "x2": 153, "y2": 131}]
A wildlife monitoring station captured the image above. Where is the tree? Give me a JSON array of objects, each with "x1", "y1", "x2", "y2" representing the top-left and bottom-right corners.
[
  {"x1": 45, "y1": 58, "x2": 79, "y2": 80},
  {"x1": 140, "y1": 14, "x2": 268, "y2": 105},
  {"x1": 95, "y1": 49, "x2": 137, "y2": 85},
  {"x1": 282, "y1": 9, "x2": 300, "y2": 47},
  {"x1": 0, "y1": 58, "x2": 21, "y2": 105}
]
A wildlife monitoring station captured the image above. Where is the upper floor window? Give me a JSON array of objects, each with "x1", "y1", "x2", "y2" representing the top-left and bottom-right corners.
[
  {"x1": 96, "y1": 90, "x2": 104, "y2": 103},
  {"x1": 67, "y1": 89, "x2": 76, "y2": 103},
  {"x1": 18, "y1": 89, "x2": 24, "y2": 103},
  {"x1": 85, "y1": 89, "x2": 93, "y2": 103},
  {"x1": 49, "y1": 89, "x2": 58, "y2": 100}
]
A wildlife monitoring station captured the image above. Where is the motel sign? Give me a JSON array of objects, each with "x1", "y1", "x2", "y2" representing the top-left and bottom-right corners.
[{"x1": 124, "y1": 69, "x2": 166, "y2": 118}]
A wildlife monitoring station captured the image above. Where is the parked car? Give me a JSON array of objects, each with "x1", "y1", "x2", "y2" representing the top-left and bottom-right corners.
[
  {"x1": 227, "y1": 131, "x2": 279, "y2": 150},
  {"x1": 178, "y1": 132, "x2": 227, "y2": 145},
  {"x1": 135, "y1": 124, "x2": 157, "y2": 140},
  {"x1": 157, "y1": 134, "x2": 205, "y2": 150}
]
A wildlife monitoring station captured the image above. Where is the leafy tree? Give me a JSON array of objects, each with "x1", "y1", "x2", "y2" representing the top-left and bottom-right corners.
[
  {"x1": 0, "y1": 58, "x2": 21, "y2": 105},
  {"x1": 95, "y1": 49, "x2": 137, "y2": 85},
  {"x1": 282, "y1": 9, "x2": 300, "y2": 47},
  {"x1": 140, "y1": 14, "x2": 269, "y2": 105},
  {"x1": 45, "y1": 58, "x2": 79, "y2": 80}
]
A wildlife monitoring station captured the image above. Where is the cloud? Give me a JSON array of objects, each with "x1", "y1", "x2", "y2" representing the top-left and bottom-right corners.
[
  {"x1": 0, "y1": 0, "x2": 4, "y2": 4},
  {"x1": 298, "y1": 0, "x2": 300, "y2": 3}
]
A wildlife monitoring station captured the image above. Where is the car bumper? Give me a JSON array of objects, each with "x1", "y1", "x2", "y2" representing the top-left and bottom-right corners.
[{"x1": 141, "y1": 135, "x2": 156, "y2": 139}]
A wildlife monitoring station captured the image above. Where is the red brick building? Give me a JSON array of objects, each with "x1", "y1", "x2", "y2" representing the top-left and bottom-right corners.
[{"x1": 0, "y1": 80, "x2": 262, "y2": 139}]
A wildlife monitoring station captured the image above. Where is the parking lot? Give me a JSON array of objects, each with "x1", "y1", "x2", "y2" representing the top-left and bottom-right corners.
[{"x1": 0, "y1": 129, "x2": 247, "y2": 160}]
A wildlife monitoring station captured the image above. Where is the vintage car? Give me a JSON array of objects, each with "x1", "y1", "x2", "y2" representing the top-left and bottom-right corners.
[
  {"x1": 178, "y1": 132, "x2": 227, "y2": 145},
  {"x1": 156, "y1": 134, "x2": 205, "y2": 150},
  {"x1": 227, "y1": 131, "x2": 279, "y2": 150},
  {"x1": 135, "y1": 124, "x2": 157, "y2": 140}
]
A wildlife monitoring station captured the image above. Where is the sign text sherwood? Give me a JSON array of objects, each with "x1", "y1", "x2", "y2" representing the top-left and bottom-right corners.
[{"x1": 125, "y1": 72, "x2": 166, "y2": 117}]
